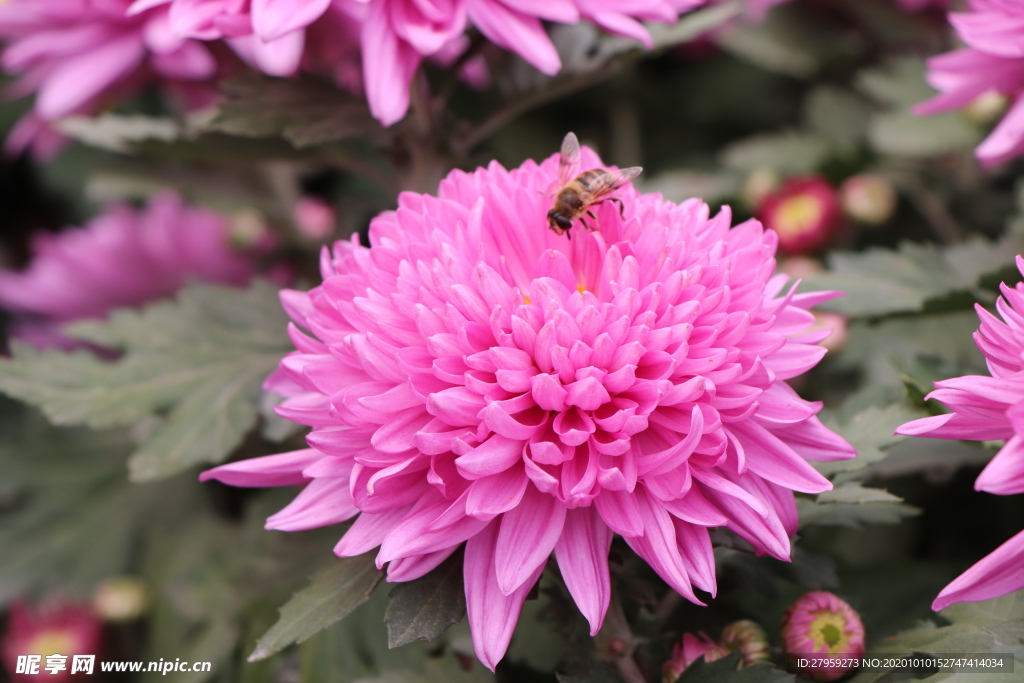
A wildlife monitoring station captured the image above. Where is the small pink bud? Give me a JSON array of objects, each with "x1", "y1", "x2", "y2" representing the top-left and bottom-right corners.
[
  {"x1": 966, "y1": 90, "x2": 1009, "y2": 125},
  {"x1": 720, "y1": 620, "x2": 770, "y2": 667},
  {"x1": 2, "y1": 599, "x2": 102, "y2": 682},
  {"x1": 663, "y1": 632, "x2": 728, "y2": 683},
  {"x1": 229, "y1": 209, "x2": 274, "y2": 250},
  {"x1": 294, "y1": 196, "x2": 335, "y2": 241},
  {"x1": 782, "y1": 592, "x2": 865, "y2": 682},
  {"x1": 841, "y1": 175, "x2": 896, "y2": 226},
  {"x1": 743, "y1": 168, "x2": 780, "y2": 209},
  {"x1": 757, "y1": 176, "x2": 841, "y2": 255},
  {"x1": 779, "y1": 256, "x2": 824, "y2": 279},
  {"x1": 808, "y1": 312, "x2": 848, "y2": 354},
  {"x1": 92, "y1": 576, "x2": 148, "y2": 623}
]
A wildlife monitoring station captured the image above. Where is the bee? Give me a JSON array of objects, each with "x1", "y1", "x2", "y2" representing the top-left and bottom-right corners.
[{"x1": 547, "y1": 132, "x2": 643, "y2": 238}]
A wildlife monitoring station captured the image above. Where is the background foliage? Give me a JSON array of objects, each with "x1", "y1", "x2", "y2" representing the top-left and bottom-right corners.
[{"x1": 1, "y1": 1, "x2": 1023, "y2": 682}]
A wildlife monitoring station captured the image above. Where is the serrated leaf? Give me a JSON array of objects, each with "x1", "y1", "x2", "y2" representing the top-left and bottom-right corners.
[
  {"x1": 0, "y1": 281, "x2": 292, "y2": 481},
  {"x1": 804, "y1": 231, "x2": 1024, "y2": 318},
  {"x1": 850, "y1": 590, "x2": 1024, "y2": 683},
  {"x1": 816, "y1": 404, "x2": 923, "y2": 480},
  {"x1": 869, "y1": 111, "x2": 980, "y2": 157},
  {"x1": 721, "y1": 131, "x2": 829, "y2": 175},
  {"x1": 250, "y1": 553, "x2": 384, "y2": 662},
  {"x1": 675, "y1": 652, "x2": 795, "y2": 683},
  {"x1": 797, "y1": 498, "x2": 919, "y2": 528},
  {"x1": 816, "y1": 484, "x2": 903, "y2": 505},
  {"x1": 385, "y1": 551, "x2": 466, "y2": 648},
  {"x1": 57, "y1": 114, "x2": 181, "y2": 152},
  {"x1": 209, "y1": 76, "x2": 389, "y2": 148}
]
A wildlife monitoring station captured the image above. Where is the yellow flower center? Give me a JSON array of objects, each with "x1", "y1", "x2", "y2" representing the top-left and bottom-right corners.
[
  {"x1": 24, "y1": 630, "x2": 77, "y2": 656},
  {"x1": 807, "y1": 611, "x2": 851, "y2": 654},
  {"x1": 773, "y1": 195, "x2": 823, "y2": 237}
]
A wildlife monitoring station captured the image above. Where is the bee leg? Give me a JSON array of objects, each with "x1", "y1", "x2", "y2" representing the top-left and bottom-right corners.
[{"x1": 583, "y1": 211, "x2": 598, "y2": 231}]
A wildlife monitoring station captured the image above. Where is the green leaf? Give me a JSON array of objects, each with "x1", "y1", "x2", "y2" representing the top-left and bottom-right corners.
[
  {"x1": 720, "y1": 130, "x2": 829, "y2": 175},
  {"x1": 385, "y1": 551, "x2": 467, "y2": 648},
  {"x1": 675, "y1": 652, "x2": 795, "y2": 683},
  {"x1": 816, "y1": 403, "x2": 923, "y2": 481},
  {"x1": 803, "y1": 86, "x2": 871, "y2": 153},
  {"x1": 0, "y1": 280, "x2": 292, "y2": 481},
  {"x1": 0, "y1": 401, "x2": 192, "y2": 602},
  {"x1": 869, "y1": 111, "x2": 980, "y2": 157},
  {"x1": 249, "y1": 553, "x2": 385, "y2": 661},
  {"x1": 797, "y1": 496, "x2": 919, "y2": 528},
  {"x1": 56, "y1": 114, "x2": 182, "y2": 152},
  {"x1": 816, "y1": 483, "x2": 904, "y2": 505},
  {"x1": 856, "y1": 57, "x2": 936, "y2": 109},
  {"x1": 209, "y1": 75, "x2": 389, "y2": 148},
  {"x1": 714, "y1": 6, "x2": 822, "y2": 78},
  {"x1": 850, "y1": 590, "x2": 1024, "y2": 683},
  {"x1": 804, "y1": 227, "x2": 1024, "y2": 318}
]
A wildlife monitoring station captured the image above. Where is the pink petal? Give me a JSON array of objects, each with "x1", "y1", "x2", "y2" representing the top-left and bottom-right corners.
[
  {"x1": 36, "y1": 32, "x2": 147, "y2": 120},
  {"x1": 252, "y1": 0, "x2": 332, "y2": 41},
  {"x1": 975, "y1": 435, "x2": 1024, "y2": 495},
  {"x1": 933, "y1": 528, "x2": 1024, "y2": 611},
  {"x1": 494, "y1": 485, "x2": 567, "y2": 594},
  {"x1": 623, "y1": 487, "x2": 701, "y2": 603},
  {"x1": 465, "y1": 520, "x2": 545, "y2": 671},
  {"x1": 265, "y1": 478, "x2": 359, "y2": 531},
  {"x1": 199, "y1": 449, "x2": 321, "y2": 487},
  {"x1": 333, "y1": 506, "x2": 411, "y2": 557},
  {"x1": 361, "y1": 0, "x2": 420, "y2": 126},
  {"x1": 554, "y1": 507, "x2": 613, "y2": 635}
]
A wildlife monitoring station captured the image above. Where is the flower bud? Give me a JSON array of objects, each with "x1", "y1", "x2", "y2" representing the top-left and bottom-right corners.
[
  {"x1": 229, "y1": 208, "x2": 274, "y2": 251},
  {"x1": 966, "y1": 91, "x2": 1009, "y2": 125},
  {"x1": 2, "y1": 600, "x2": 102, "y2": 682},
  {"x1": 782, "y1": 592, "x2": 865, "y2": 682},
  {"x1": 840, "y1": 175, "x2": 896, "y2": 226},
  {"x1": 757, "y1": 176, "x2": 841, "y2": 255},
  {"x1": 779, "y1": 256, "x2": 824, "y2": 280},
  {"x1": 93, "y1": 576, "x2": 148, "y2": 623},
  {"x1": 662, "y1": 632, "x2": 728, "y2": 683},
  {"x1": 743, "y1": 168, "x2": 779, "y2": 209},
  {"x1": 808, "y1": 312, "x2": 848, "y2": 354},
  {"x1": 720, "y1": 620, "x2": 770, "y2": 667},
  {"x1": 294, "y1": 196, "x2": 336, "y2": 242}
]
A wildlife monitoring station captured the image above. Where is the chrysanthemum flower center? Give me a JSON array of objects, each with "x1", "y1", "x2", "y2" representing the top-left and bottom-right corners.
[
  {"x1": 774, "y1": 195, "x2": 824, "y2": 237},
  {"x1": 25, "y1": 630, "x2": 77, "y2": 655},
  {"x1": 808, "y1": 612, "x2": 850, "y2": 653}
]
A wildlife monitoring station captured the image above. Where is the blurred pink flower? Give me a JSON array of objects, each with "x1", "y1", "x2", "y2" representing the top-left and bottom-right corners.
[
  {"x1": 203, "y1": 142, "x2": 854, "y2": 669},
  {"x1": 135, "y1": 0, "x2": 703, "y2": 125},
  {"x1": 663, "y1": 632, "x2": 728, "y2": 682},
  {"x1": 897, "y1": 255, "x2": 1024, "y2": 611},
  {"x1": 0, "y1": 0, "x2": 221, "y2": 157},
  {"x1": 756, "y1": 176, "x2": 841, "y2": 255},
  {"x1": 782, "y1": 591, "x2": 865, "y2": 681},
  {"x1": 0, "y1": 193, "x2": 259, "y2": 347},
  {"x1": 915, "y1": 0, "x2": 1024, "y2": 166},
  {"x1": 1, "y1": 600, "x2": 102, "y2": 683}
]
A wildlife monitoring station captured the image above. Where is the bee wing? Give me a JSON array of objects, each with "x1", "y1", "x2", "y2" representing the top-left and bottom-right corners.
[
  {"x1": 557, "y1": 132, "x2": 581, "y2": 187},
  {"x1": 587, "y1": 166, "x2": 644, "y2": 200}
]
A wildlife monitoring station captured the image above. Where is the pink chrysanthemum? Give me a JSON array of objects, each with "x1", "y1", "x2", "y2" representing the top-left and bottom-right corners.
[
  {"x1": 203, "y1": 142, "x2": 854, "y2": 669},
  {"x1": 897, "y1": 255, "x2": 1024, "y2": 611},
  {"x1": 914, "y1": 0, "x2": 1024, "y2": 166},
  {"x1": 0, "y1": 0, "x2": 223, "y2": 158},
  {"x1": 1, "y1": 600, "x2": 102, "y2": 683},
  {"x1": 781, "y1": 591, "x2": 865, "y2": 682},
  {"x1": 0, "y1": 192, "x2": 259, "y2": 348}
]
